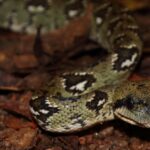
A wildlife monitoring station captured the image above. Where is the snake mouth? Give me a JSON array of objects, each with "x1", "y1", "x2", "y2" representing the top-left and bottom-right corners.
[{"x1": 115, "y1": 112, "x2": 150, "y2": 128}]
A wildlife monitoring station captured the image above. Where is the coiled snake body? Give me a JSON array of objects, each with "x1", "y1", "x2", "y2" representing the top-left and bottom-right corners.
[{"x1": 1, "y1": 0, "x2": 150, "y2": 133}]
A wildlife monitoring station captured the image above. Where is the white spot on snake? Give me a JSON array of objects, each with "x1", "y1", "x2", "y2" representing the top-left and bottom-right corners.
[
  {"x1": 67, "y1": 123, "x2": 82, "y2": 130},
  {"x1": 87, "y1": 93, "x2": 96, "y2": 102},
  {"x1": 45, "y1": 98, "x2": 58, "y2": 108},
  {"x1": 39, "y1": 109, "x2": 49, "y2": 114},
  {"x1": 75, "y1": 72, "x2": 87, "y2": 76},
  {"x1": 96, "y1": 17, "x2": 102, "y2": 25},
  {"x1": 61, "y1": 78, "x2": 66, "y2": 88},
  {"x1": 63, "y1": 72, "x2": 93, "y2": 76},
  {"x1": 75, "y1": 72, "x2": 78, "y2": 75},
  {"x1": 30, "y1": 107, "x2": 40, "y2": 115},
  {"x1": 7, "y1": 11, "x2": 24, "y2": 32},
  {"x1": 121, "y1": 53, "x2": 137, "y2": 68},
  {"x1": 120, "y1": 43, "x2": 137, "y2": 49},
  {"x1": 84, "y1": 119, "x2": 95, "y2": 126},
  {"x1": 32, "y1": 95, "x2": 39, "y2": 100},
  {"x1": 44, "y1": 122, "x2": 66, "y2": 132},
  {"x1": 25, "y1": 26, "x2": 36, "y2": 34},
  {"x1": 65, "y1": 105, "x2": 69, "y2": 108},
  {"x1": 128, "y1": 25, "x2": 138, "y2": 30},
  {"x1": 111, "y1": 53, "x2": 118, "y2": 65},
  {"x1": 10, "y1": 24, "x2": 23, "y2": 32},
  {"x1": 80, "y1": 72, "x2": 87, "y2": 75},
  {"x1": 72, "y1": 116, "x2": 82, "y2": 123},
  {"x1": 68, "y1": 10, "x2": 78, "y2": 18},
  {"x1": 70, "y1": 80, "x2": 87, "y2": 91},
  {"x1": 45, "y1": 126, "x2": 66, "y2": 132},
  {"x1": 28, "y1": 5, "x2": 45, "y2": 13},
  {"x1": 98, "y1": 99, "x2": 106, "y2": 106}
]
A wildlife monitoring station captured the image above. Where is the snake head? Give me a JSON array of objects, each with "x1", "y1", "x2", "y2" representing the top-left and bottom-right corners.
[{"x1": 113, "y1": 81, "x2": 150, "y2": 128}]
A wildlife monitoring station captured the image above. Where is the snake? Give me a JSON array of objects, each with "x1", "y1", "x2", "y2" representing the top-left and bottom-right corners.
[{"x1": 0, "y1": 0, "x2": 150, "y2": 133}]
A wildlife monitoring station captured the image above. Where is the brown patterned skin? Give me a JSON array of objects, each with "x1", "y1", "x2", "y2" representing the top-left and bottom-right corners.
[{"x1": 1, "y1": 0, "x2": 149, "y2": 133}]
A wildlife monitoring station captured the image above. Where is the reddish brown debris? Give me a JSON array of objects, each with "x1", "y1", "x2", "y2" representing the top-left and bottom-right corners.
[
  {"x1": 13, "y1": 54, "x2": 39, "y2": 69},
  {"x1": 4, "y1": 115, "x2": 36, "y2": 130},
  {"x1": 0, "y1": 71, "x2": 22, "y2": 91},
  {"x1": 0, "y1": 92, "x2": 32, "y2": 119},
  {"x1": 0, "y1": 128, "x2": 38, "y2": 150}
]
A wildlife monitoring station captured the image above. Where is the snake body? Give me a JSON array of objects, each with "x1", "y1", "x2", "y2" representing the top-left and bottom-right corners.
[{"x1": 1, "y1": 0, "x2": 150, "y2": 133}]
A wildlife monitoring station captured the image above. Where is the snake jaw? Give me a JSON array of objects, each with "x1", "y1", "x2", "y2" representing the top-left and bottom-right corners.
[{"x1": 114, "y1": 110, "x2": 150, "y2": 128}]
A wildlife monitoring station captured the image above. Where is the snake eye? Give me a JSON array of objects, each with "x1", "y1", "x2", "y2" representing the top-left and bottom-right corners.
[{"x1": 114, "y1": 95, "x2": 150, "y2": 128}]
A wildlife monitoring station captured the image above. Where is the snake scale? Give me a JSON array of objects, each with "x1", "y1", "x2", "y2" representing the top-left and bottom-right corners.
[{"x1": 0, "y1": 0, "x2": 150, "y2": 133}]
